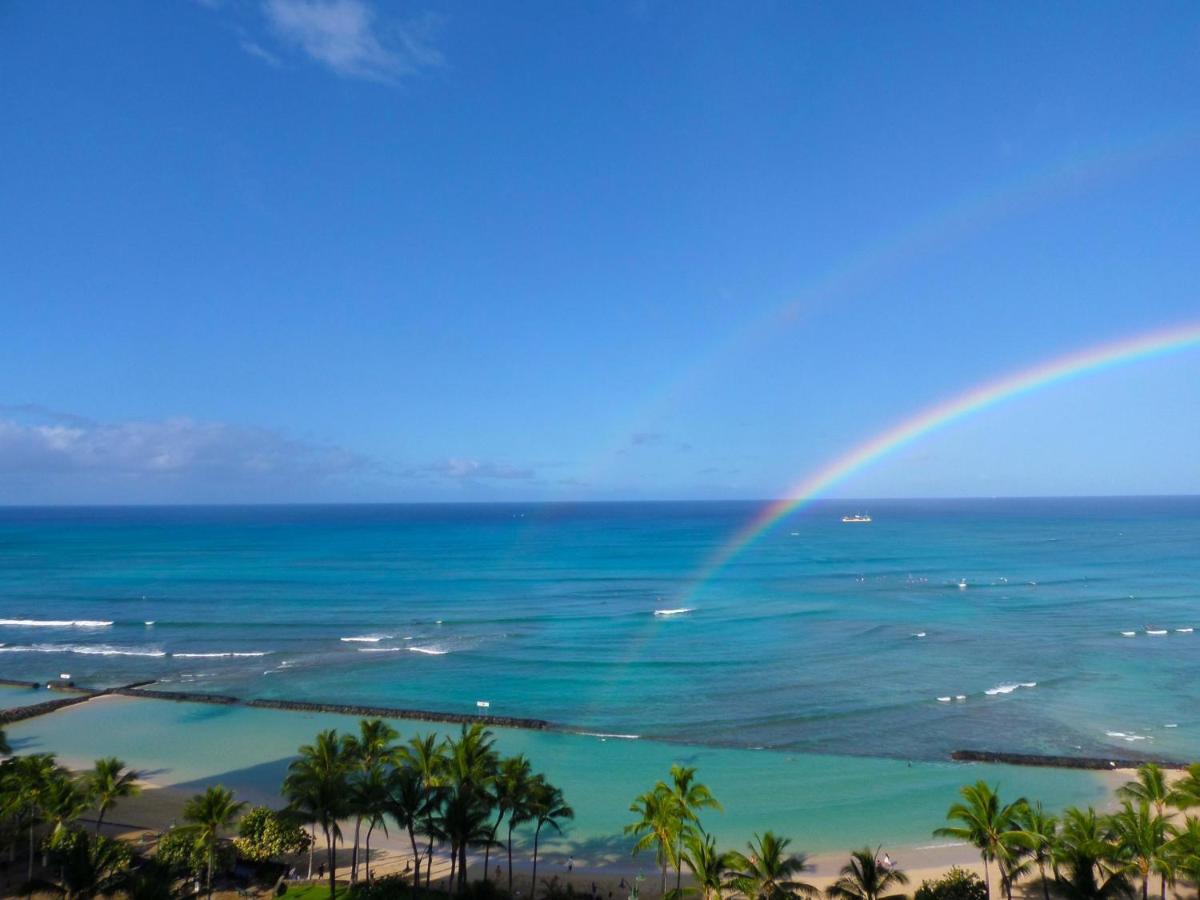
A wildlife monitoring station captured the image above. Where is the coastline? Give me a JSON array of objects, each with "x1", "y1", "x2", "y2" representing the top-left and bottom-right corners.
[{"x1": 9, "y1": 692, "x2": 1122, "y2": 861}]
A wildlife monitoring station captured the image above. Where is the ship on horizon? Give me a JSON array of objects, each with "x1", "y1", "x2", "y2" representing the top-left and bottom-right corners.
[{"x1": 841, "y1": 513, "x2": 872, "y2": 523}]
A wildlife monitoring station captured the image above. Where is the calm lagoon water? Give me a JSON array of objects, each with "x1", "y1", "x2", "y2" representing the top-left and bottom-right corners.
[{"x1": 8, "y1": 696, "x2": 1110, "y2": 855}]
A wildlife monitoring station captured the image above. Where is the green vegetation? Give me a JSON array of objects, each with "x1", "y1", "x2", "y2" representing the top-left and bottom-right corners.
[{"x1": 7, "y1": 719, "x2": 1200, "y2": 900}]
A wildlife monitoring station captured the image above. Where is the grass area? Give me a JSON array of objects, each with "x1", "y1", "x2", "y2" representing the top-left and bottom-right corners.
[{"x1": 281, "y1": 883, "x2": 350, "y2": 899}]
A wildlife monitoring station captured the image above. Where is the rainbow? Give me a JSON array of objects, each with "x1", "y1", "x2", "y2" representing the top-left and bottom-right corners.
[{"x1": 687, "y1": 319, "x2": 1200, "y2": 593}]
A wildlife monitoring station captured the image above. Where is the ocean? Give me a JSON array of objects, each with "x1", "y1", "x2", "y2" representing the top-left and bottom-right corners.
[{"x1": 1, "y1": 498, "x2": 1197, "y2": 850}]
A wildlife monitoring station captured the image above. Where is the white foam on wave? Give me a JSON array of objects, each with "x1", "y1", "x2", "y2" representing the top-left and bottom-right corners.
[
  {"x1": 1176, "y1": 627, "x2": 1194, "y2": 634},
  {"x1": 0, "y1": 619, "x2": 113, "y2": 628},
  {"x1": 1106, "y1": 730, "x2": 1150, "y2": 742},
  {"x1": 172, "y1": 651, "x2": 270, "y2": 658},
  {"x1": 1165, "y1": 723, "x2": 1179, "y2": 728},
  {"x1": 340, "y1": 635, "x2": 392, "y2": 643},
  {"x1": 985, "y1": 681, "x2": 1037, "y2": 696},
  {"x1": 1121, "y1": 631, "x2": 1137, "y2": 637},
  {"x1": 1146, "y1": 629, "x2": 1168, "y2": 636},
  {"x1": 0, "y1": 644, "x2": 165, "y2": 657},
  {"x1": 912, "y1": 632, "x2": 927, "y2": 638},
  {"x1": 358, "y1": 647, "x2": 403, "y2": 653},
  {"x1": 653, "y1": 607, "x2": 694, "y2": 617},
  {"x1": 937, "y1": 696, "x2": 952, "y2": 703},
  {"x1": 409, "y1": 646, "x2": 449, "y2": 656},
  {"x1": 577, "y1": 731, "x2": 640, "y2": 740}
]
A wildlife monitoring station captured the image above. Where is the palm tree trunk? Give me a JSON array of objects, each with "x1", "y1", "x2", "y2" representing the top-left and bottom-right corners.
[
  {"x1": 449, "y1": 842, "x2": 458, "y2": 896},
  {"x1": 484, "y1": 812, "x2": 503, "y2": 883},
  {"x1": 660, "y1": 860, "x2": 667, "y2": 897},
  {"x1": 532, "y1": 823, "x2": 543, "y2": 900},
  {"x1": 352, "y1": 816, "x2": 362, "y2": 884},
  {"x1": 1039, "y1": 863, "x2": 1050, "y2": 900},
  {"x1": 981, "y1": 857, "x2": 990, "y2": 900},
  {"x1": 326, "y1": 826, "x2": 337, "y2": 900},
  {"x1": 508, "y1": 823, "x2": 516, "y2": 897},
  {"x1": 28, "y1": 824, "x2": 35, "y2": 881},
  {"x1": 425, "y1": 836, "x2": 435, "y2": 890},
  {"x1": 1142, "y1": 875, "x2": 1148, "y2": 900},
  {"x1": 95, "y1": 806, "x2": 105, "y2": 834},
  {"x1": 307, "y1": 825, "x2": 315, "y2": 880},
  {"x1": 407, "y1": 826, "x2": 421, "y2": 899},
  {"x1": 365, "y1": 821, "x2": 375, "y2": 883},
  {"x1": 207, "y1": 846, "x2": 215, "y2": 900}
]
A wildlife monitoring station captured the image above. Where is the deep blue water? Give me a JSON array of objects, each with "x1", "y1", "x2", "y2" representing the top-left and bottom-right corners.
[{"x1": 1, "y1": 498, "x2": 1198, "y2": 761}]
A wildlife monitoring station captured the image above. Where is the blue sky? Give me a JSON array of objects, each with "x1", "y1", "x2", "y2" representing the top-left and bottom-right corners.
[{"x1": 1, "y1": 1, "x2": 1198, "y2": 503}]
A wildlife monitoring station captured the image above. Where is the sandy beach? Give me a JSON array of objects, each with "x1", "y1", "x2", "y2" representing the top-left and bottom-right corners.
[{"x1": 72, "y1": 765, "x2": 1149, "y2": 898}]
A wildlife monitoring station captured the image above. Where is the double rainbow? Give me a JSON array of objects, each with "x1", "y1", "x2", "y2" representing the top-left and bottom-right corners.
[{"x1": 687, "y1": 319, "x2": 1200, "y2": 593}]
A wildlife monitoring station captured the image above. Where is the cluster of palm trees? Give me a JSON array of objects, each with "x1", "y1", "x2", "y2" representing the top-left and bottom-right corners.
[
  {"x1": 624, "y1": 765, "x2": 908, "y2": 900},
  {"x1": 281, "y1": 718, "x2": 573, "y2": 900},
  {"x1": 0, "y1": 748, "x2": 141, "y2": 884},
  {"x1": 937, "y1": 764, "x2": 1200, "y2": 900}
]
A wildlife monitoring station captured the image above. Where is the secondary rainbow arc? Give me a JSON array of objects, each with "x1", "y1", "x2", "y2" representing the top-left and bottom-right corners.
[{"x1": 686, "y1": 319, "x2": 1200, "y2": 596}]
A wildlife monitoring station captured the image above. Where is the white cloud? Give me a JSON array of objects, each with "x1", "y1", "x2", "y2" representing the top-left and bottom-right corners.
[
  {"x1": 426, "y1": 459, "x2": 535, "y2": 481},
  {"x1": 0, "y1": 411, "x2": 365, "y2": 502},
  {"x1": 260, "y1": 0, "x2": 442, "y2": 83}
]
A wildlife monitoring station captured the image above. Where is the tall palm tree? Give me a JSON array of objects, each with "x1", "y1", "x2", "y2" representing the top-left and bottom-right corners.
[
  {"x1": 660, "y1": 765, "x2": 722, "y2": 896},
  {"x1": 529, "y1": 777, "x2": 574, "y2": 900},
  {"x1": 87, "y1": 756, "x2": 141, "y2": 833},
  {"x1": 506, "y1": 766, "x2": 537, "y2": 897},
  {"x1": 345, "y1": 718, "x2": 399, "y2": 884},
  {"x1": 1167, "y1": 816, "x2": 1200, "y2": 893},
  {"x1": 1053, "y1": 806, "x2": 1130, "y2": 900},
  {"x1": 725, "y1": 832, "x2": 818, "y2": 900},
  {"x1": 825, "y1": 847, "x2": 909, "y2": 900},
  {"x1": 180, "y1": 784, "x2": 245, "y2": 899},
  {"x1": 626, "y1": 785, "x2": 680, "y2": 896},
  {"x1": 1118, "y1": 765, "x2": 1171, "y2": 819},
  {"x1": 934, "y1": 781, "x2": 1027, "y2": 899},
  {"x1": 1015, "y1": 802, "x2": 1059, "y2": 900},
  {"x1": 284, "y1": 729, "x2": 353, "y2": 900},
  {"x1": 355, "y1": 763, "x2": 394, "y2": 885},
  {"x1": 388, "y1": 765, "x2": 433, "y2": 898},
  {"x1": 445, "y1": 723, "x2": 499, "y2": 889},
  {"x1": 398, "y1": 732, "x2": 448, "y2": 890},
  {"x1": 486, "y1": 754, "x2": 532, "y2": 884},
  {"x1": 9, "y1": 753, "x2": 64, "y2": 880},
  {"x1": 1109, "y1": 801, "x2": 1170, "y2": 900},
  {"x1": 681, "y1": 829, "x2": 735, "y2": 900}
]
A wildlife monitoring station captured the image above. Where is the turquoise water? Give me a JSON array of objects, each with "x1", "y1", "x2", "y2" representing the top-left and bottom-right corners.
[
  {"x1": 1, "y1": 499, "x2": 1198, "y2": 760},
  {"x1": 0, "y1": 682, "x2": 55, "y2": 709},
  {"x1": 7, "y1": 695, "x2": 1110, "y2": 855}
]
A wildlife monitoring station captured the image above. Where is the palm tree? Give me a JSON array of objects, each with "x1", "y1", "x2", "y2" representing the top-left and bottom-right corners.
[
  {"x1": 284, "y1": 729, "x2": 352, "y2": 900},
  {"x1": 529, "y1": 777, "x2": 574, "y2": 900},
  {"x1": 345, "y1": 718, "x2": 399, "y2": 884},
  {"x1": 354, "y1": 762, "x2": 394, "y2": 885},
  {"x1": 825, "y1": 847, "x2": 909, "y2": 900},
  {"x1": 1119, "y1": 765, "x2": 1171, "y2": 819},
  {"x1": 87, "y1": 756, "x2": 141, "y2": 833},
  {"x1": 506, "y1": 765, "x2": 538, "y2": 896},
  {"x1": 934, "y1": 781, "x2": 1027, "y2": 899},
  {"x1": 1053, "y1": 806, "x2": 1130, "y2": 900},
  {"x1": 388, "y1": 765, "x2": 433, "y2": 898},
  {"x1": 444, "y1": 723, "x2": 499, "y2": 889},
  {"x1": 725, "y1": 832, "x2": 818, "y2": 900},
  {"x1": 1109, "y1": 801, "x2": 1170, "y2": 900},
  {"x1": 681, "y1": 829, "x2": 734, "y2": 900},
  {"x1": 660, "y1": 765, "x2": 722, "y2": 896},
  {"x1": 1015, "y1": 802, "x2": 1059, "y2": 900},
  {"x1": 52, "y1": 831, "x2": 132, "y2": 900},
  {"x1": 9, "y1": 753, "x2": 64, "y2": 880},
  {"x1": 486, "y1": 754, "x2": 532, "y2": 884},
  {"x1": 398, "y1": 732, "x2": 448, "y2": 890},
  {"x1": 1167, "y1": 816, "x2": 1200, "y2": 893},
  {"x1": 0, "y1": 727, "x2": 9, "y2": 756},
  {"x1": 180, "y1": 784, "x2": 245, "y2": 899},
  {"x1": 626, "y1": 785, "x2": 680, "y2": 896}
]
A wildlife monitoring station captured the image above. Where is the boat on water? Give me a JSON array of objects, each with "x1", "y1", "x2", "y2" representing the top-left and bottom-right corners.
[{"x1": 841, "y1": 514, "x2": 872, "y2": 523}]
